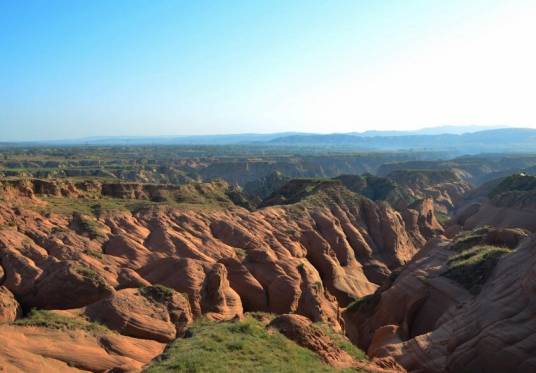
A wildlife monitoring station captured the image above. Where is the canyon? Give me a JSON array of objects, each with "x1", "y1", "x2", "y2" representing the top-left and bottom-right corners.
[{"x1": 0, "y1": 152, "x2": 535, "y2": 372}]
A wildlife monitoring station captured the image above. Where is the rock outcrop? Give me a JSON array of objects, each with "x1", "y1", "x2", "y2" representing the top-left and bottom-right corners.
[
  {"x1": 0, "y1": 286, "x2": 21, "y2": 323},
  {"x1": 201, "y1": 263, "x2": 243, "y2": 320},
  {"x1": 385, "y1": 169, "x2": 472, "y2": 215},
  {"x1": 0, "y1": 325, "x2": 165, "y2": 372},
  {"x1": 269, "y1": 314, "x2": 355, "y2": 367},
  {"x1": 452, "y1": 174, "x2": 536, "y2": 232},
  {"x1": 268, "y1": 314, "x2": 406, "y2": 373},
  {"x1": 25, "y1": 260, "x2": 115, "y2": 309},
  {"x1": 344, "y1": 228, "x2": 536, "y2": 373},
  {"x1": 85, "y1": 287, "x2": 192, "y2": 342}
]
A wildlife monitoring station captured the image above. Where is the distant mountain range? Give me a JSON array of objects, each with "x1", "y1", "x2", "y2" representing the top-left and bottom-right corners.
[
  {"x1": 268, "y1": 128, "x2": 536, "y2": 153},
  {"x1": 33, "y1": 133, "x2": 306, "y2": 146},
  {"x1": 3, "y1": 126, "x2": 536, "y2": 154},
  {"x1": 354, "y1": 125, "x2": 505, "y2": 137}
]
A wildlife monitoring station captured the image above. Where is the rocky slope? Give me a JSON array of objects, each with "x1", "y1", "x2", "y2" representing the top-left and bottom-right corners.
[
  {"x1": 0, "y1": 177, "x2": 437, "y2": 371},
  {"x1": 384, "y1": 169, "x2": 472, "y2": 215},
  {"x1": 452, "y1": 173, "x2": 536, "y2": 232},
  {"x1": 343, "y1": 226, "x2": 535, "y2": 372},
  {"x1": 377, "y1": 154, "x2": 536, "y2": 185}
]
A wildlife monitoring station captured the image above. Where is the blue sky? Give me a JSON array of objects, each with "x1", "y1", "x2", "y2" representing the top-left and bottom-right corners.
[{"x1": 1, "y1": 0, "x2": 535, "y2": 140}]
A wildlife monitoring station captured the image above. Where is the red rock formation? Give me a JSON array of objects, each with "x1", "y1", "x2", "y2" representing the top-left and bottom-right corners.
[
  {"x1": 85, "y1": 287, "x2": 192, "y2": 342},
  {"x1": 268, "y1": 314, "x2": 355, "y2": 367},
  {"x1": 344, "y1": 231, "x2": 536, "y2": 373},
  {"x1": 0, "y1": 286, "x2": 21, "y2": 323},
  {"x1": 201, "y1": 263, "x2": 243, "y2": 320},
  {"x1": 26, "y1": 261, "x2": 114, "y2": 309},
  {"x1": 0, "y1": 178, "x2": 437, "y2": 372},
  {"x1": 0, "y1": 325, "x2": 165, "y2": 372},
  {"x1": 268, "y1": 314, "x2": 406, "y2": 372}
]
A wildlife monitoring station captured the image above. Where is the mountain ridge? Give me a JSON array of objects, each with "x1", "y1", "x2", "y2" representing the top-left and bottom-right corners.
[{"x1": 2, "y1": 125, "x2": 524, "y2": 147}]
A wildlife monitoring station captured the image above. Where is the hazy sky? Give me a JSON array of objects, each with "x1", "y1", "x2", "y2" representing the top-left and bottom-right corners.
[{"x1": 1, "y1": 0, "x2": 535, "y2": 141}]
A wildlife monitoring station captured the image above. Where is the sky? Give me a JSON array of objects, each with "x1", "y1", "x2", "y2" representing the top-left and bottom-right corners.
[{"x1": 1, "y1": 0, "x2": 535, "y2": 141}]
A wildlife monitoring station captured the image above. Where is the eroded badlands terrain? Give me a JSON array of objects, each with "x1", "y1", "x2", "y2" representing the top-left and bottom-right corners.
[{"x1": 0, "y1": 167, "x2": 535, "y2": 372}]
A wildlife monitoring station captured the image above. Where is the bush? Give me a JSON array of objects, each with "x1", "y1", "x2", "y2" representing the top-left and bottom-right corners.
[{"x1": 140, "y1": 284, "x2": 175, "y2": 303}]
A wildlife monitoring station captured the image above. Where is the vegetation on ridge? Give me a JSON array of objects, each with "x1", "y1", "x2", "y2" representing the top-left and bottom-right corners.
[
  {"x1": 144, "y1": 315, "x2": 367, "y2": 373},
  {"x1": 489, "y1": 173, "x2": 536, "y2": 198},
  {"x1": 140, "y1": 285, "x2": 176, "y2": 304},
  {"x1": 14, "y1": 309, "x2": 109, "y2": 334},
  {"x1": 442, "y1": 245, "x2": 511, "y2": 295}
]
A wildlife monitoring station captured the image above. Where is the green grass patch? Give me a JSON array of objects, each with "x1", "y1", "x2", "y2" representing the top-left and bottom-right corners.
[
  {"x1": 15, "y1": 309, "x2": 108, "y2": 334},
  {"x1": 72, "y1": 213, "x2": 106, "y2": 239},
  {"x1": 314, "y1": 323, "x2": 367, "y2": 361},
  {"x1": 450, "y1": 226, "x2": 491, "y2": 252},
  {"x1": 83, "y1": 248, "x2": 104, "y2": 259},
  {"x1": 442, "y1": 245, "x2": 510, "y2": 295},
  {"x1": 19, "y1": 195, "x2": 161, "y2": 217},
  {"x1": 27, "y1": 188, "x2": 237, "y2": 217},
  {"x1": 345, "y1": 293, "x2": 379, "y2": 314},
  {"x1": 23, "y1": 196, "x2": 128, "y2": 216},
  {"x1": 144, "y1": 315, "x2": 363, "y2": 373},
  {"x1": 75, "y1": 266, "x2": 109, "y2": 288},
  {"x1": 436, "y1": 212, "x2": 450, "y2": 225}
]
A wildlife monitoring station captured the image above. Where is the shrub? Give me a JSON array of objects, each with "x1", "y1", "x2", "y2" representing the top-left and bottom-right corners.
[
  {"x1": 140, "y1": 284, "x2": 175, "y2": 304},
  {"x1": 83, "y1": 248, "x2": 104, "y2": 259},
  {"x1": 72, "y1": 213, "x2": 106, "y2": 239},
  {"x1": 436, "y1": 213, "x2": 450, "y2": 225}
]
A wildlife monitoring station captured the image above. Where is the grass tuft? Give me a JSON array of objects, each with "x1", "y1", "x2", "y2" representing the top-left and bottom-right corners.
[{"x1": 75, "y1": 266, "x2": 109, "y2": 288}]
